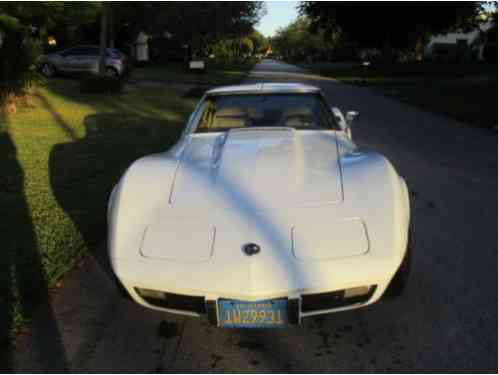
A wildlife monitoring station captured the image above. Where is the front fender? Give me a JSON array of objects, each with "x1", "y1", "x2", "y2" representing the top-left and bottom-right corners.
[{"x1": 107, "y1": 154, "x2": 179, "y2": 267}]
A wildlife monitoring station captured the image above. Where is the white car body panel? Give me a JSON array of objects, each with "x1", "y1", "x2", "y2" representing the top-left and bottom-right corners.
[{"x1": 107, "y1": 83, "x2": 410, "y2": 323}]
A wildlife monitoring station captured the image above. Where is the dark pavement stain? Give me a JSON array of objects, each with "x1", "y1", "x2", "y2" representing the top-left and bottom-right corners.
[
  {"x1": 237, "y1": 341, "x2": 265, "y2": 351},
  {"x1": 249, "y1": 359, "x2": 260, "y2": 366},
  {"x1": 318, "y1": 329, "x2": 331, "y2": 348},
  {"x1": 211, "y1": 354, "x2": 222, "y2": 369},
  {"x1": 340, "y1": 324, "x2": 353, "y2": 332},
  {"x1": 156, "y1": 321, "x2": 179, "y2": 339}
]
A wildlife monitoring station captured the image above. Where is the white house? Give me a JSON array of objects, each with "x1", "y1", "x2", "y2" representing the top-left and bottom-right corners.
[{"x1": 425, "y1": 20, "x2": 494, "y2": 61}]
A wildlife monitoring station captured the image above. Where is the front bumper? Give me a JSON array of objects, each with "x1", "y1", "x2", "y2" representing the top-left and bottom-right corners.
[
  {"x1": 126, "y1": 284, "x2": 382, "y2": 326},
  {"x1": 111, "y1": 245, "x2": 401, "y2": 325}
]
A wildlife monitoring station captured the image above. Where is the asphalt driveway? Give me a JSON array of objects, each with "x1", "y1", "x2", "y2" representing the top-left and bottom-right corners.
[{"x1": 13, "y1": 59, "x2": 498, "y2": 373}]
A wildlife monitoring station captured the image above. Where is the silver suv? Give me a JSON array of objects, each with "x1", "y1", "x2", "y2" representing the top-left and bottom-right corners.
[{"x1": 40, "y1": 45, "x2": 131, "y2": 78}]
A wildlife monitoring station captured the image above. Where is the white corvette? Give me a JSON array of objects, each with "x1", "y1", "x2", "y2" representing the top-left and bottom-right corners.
[{"x1": 108, "y1": 83, "x2": 411, "y2": 328}]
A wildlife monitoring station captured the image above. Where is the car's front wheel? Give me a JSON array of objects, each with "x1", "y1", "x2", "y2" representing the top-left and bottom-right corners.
[
  {"x1": 384, "y1": 229, "x2": 412, "y2": 299},
  {"x1": 41, "y1": 63, "x2": 56, "y2": 78}
]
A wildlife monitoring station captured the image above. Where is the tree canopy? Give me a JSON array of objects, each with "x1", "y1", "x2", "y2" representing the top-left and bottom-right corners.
[
  {"x1": 271, "y1": 17, "x2": 340, "y2": 61},
  {"x1": 114, "y1": 2, "x2": 266, "y2": 51},
  {"x1": 299, "y1": 2, "x2": 484, "y2": 52}
]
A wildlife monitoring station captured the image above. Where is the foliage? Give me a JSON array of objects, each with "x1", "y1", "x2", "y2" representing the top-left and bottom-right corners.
[
  {"x1": 483, "y1": 9, "x2": 498, "y2": 62},
  {"x1": 271, "y1": 17, "x2": 340, "y2": 62},
  {"x1": 114, "y1": 2, "x2": 266, "y2": 55},
  {"x1": 80, "y1": 74, "x2": 124, "y2": 94},
  {"x1": 247, "y1": 30, "x2": 269, "y2": 54},
  {"x1": 208, "y1": 34, "x2": 261, "y2": 63},
  {"x1": 238, "y1": 37, "x2": 254, "y2": 56},
  {"x1": 0, "y1": 2, "x2": 101, "y2": 47},
  {"x1": 0, "y1": 14, "x2": 43, "y2": 104},
  {"x1": 299, "y1": 2, "x2": 484, "y2": 57}
]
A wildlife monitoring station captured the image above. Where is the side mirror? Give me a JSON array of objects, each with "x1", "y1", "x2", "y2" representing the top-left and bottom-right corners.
[
  {"x1": 345, "y1": 110, "x2": 359, "y2": 126},
  {"x1": 331, "y1": 106, "x2": 353, "y2": 140}
]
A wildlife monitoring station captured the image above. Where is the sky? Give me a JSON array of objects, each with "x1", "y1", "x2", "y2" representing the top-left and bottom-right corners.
[{"x1": 256, "y1": 1, "x2": 300, "y2": 37}]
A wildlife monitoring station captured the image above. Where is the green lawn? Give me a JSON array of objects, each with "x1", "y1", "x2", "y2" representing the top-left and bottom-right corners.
[
  {"x1": 302, "y1": 61, "x2": 498, "y2": 129},
  {"x1": 0, "y1": 78, "x2": 197, "y2": 349},
  {"x1": 300, "y1": 61, "x2": 498, "y2": 80},
  {"x1": 131, "y1": 61, "x2": 256, "y2": 85},
  {"x1": 353, "y1": 80, "x2": 498, "y2": 129}
]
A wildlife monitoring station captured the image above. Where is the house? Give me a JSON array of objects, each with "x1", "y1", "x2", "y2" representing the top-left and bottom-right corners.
[{"x1": 424, "y1": 19, "x2": 495, "y2": 61}]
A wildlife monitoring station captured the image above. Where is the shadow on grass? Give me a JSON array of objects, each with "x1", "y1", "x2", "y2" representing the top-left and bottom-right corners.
[
  {"x1": 1, "y1": 78, "x2": 194, "y2": 371},
  {"x1": 43, "y1": 79, "x2": 191, "y2": 280},
  {"x1": 0, "y1": 114, "x2": 69, "y2": 372}
]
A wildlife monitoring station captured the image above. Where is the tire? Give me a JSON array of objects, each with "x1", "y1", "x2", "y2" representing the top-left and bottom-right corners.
[
  {"x1": 105, "y1": 67, "x2": 119, "y2": 78},
  {"x1": 41, "y1": 63, "x2": 56, "y2": 78},
  {"x1": 384, "y1": 229, "x2": 412, "y2": 299}
]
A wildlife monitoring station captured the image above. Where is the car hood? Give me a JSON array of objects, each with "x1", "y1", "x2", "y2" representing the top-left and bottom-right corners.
[{"x1": 170, "y1": 128, "x2": 343, "y2": 210}]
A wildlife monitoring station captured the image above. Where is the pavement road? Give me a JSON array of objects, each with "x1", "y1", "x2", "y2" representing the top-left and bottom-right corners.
[{"x1": 13, "y1": 59, "x2": 498, "y2": 373}]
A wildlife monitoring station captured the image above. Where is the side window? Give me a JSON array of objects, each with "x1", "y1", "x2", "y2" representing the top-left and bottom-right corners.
[
  {"x1": 62, "y1": 48, "x2": 86, "y2": 57},
  {"x1": 87, "y1": 47, "x2": 100, "y2": 56}
]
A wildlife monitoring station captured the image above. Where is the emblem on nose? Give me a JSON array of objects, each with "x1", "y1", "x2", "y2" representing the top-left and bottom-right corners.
[{"x1": 243, "y1": 243, "x2": 261, "y2": 256}]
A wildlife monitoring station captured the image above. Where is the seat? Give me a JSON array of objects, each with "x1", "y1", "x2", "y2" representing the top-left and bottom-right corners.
[
  {"x1": 213, "y1": 106, "x2": 247, "y2": 129},
  {"x1": 282, "y1": 107, "x2": 314, "y2": 127}
]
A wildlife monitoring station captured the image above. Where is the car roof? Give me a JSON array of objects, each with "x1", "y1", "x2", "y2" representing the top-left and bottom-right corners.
[{"x1": 206, "y1": 83, "x2": 321, "y2": 96}]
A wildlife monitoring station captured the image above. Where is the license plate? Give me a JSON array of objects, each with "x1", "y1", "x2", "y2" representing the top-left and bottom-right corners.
[{"x1": 218, "y1": 299, "x2": 288, "y2": 328}]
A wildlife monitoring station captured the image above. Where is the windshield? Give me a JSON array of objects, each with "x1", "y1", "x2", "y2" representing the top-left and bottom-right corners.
[{"x1": 195, "y1": 94, "x2": 339, "y2": 133}]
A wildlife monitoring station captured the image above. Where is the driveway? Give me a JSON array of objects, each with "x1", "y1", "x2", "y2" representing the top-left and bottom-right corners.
[{"x1": 13, "y1": 59, "x2": 498, "y2": 372}]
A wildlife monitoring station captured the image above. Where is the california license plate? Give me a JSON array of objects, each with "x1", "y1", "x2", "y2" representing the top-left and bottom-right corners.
[{"x1": 218, "y1": 299, "x2": 288, "y2": 328}]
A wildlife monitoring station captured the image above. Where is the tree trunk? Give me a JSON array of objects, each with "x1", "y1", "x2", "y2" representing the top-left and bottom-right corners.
[
  {"x1": 99, "y1": 2, "x2": 108, "y2": 76},
  {"x1": 108, "y1": 3, "x2": 115, "y2": 49}
]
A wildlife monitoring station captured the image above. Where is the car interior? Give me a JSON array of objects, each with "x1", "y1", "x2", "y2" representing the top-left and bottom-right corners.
[{"x1": 196, "y1": 94, "x2": 338, "y2": 132}]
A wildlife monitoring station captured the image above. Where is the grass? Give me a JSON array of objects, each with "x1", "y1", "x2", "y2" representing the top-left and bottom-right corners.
[
  {"x1": 302, "y1": 61, "x2": 498, "y2": 129},
  {"x1": 300, "y1": 61, "x2": 498, "y2": 80},
  {"x1": 0, "y1": 78, "x2": 197, "y2": 353},
  {"x1": 353, "y1": 80, "x2": 498, "y2": 129},
  {"x1": 132, "y1": 60, "x2": 256, "y2": 85}
]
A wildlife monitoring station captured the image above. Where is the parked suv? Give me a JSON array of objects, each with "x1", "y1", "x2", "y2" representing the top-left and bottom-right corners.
[{"x1": 40, "y1": 45, "x2": 131, "y2": 78}]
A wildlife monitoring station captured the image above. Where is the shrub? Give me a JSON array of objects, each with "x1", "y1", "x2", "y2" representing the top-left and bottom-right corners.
[
  {"x1": 0, "y1": 14, "x2": 43, "y2": 107},
  {"x1": 80, "y1": 73, "x2": 124, "y2": 94}
]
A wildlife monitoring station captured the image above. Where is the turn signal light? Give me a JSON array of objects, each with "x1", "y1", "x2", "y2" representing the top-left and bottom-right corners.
[
  {"x1": 136, "y1": 288, "x2": 165, "y2": 300},
  {"x1": 344, "y1": 286, "x2": 371, "y2": 299}
]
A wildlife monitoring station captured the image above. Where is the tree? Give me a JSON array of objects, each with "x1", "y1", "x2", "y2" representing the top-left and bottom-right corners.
[
  {"x1": 247, "y1": 30, "x2": 269, "y2": 54},
  {"x1": 238, "y1": 36, "x2": 254, "y2": 56},
  {"x1": 113, "y1": 2, "x2": 266, "y2": 57},
  {"x1": 271, "y1": 17, "x2": 338, "y2": 62},
  {"x1": 0, "y1": 2, "x2": 100, "y2": 49},
  {"x1": 299, "y1": 2, "x2": 484, "y2": 58},
  {"x1": 99, "y1": 2, "x2": 108, "y2": 76}
]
